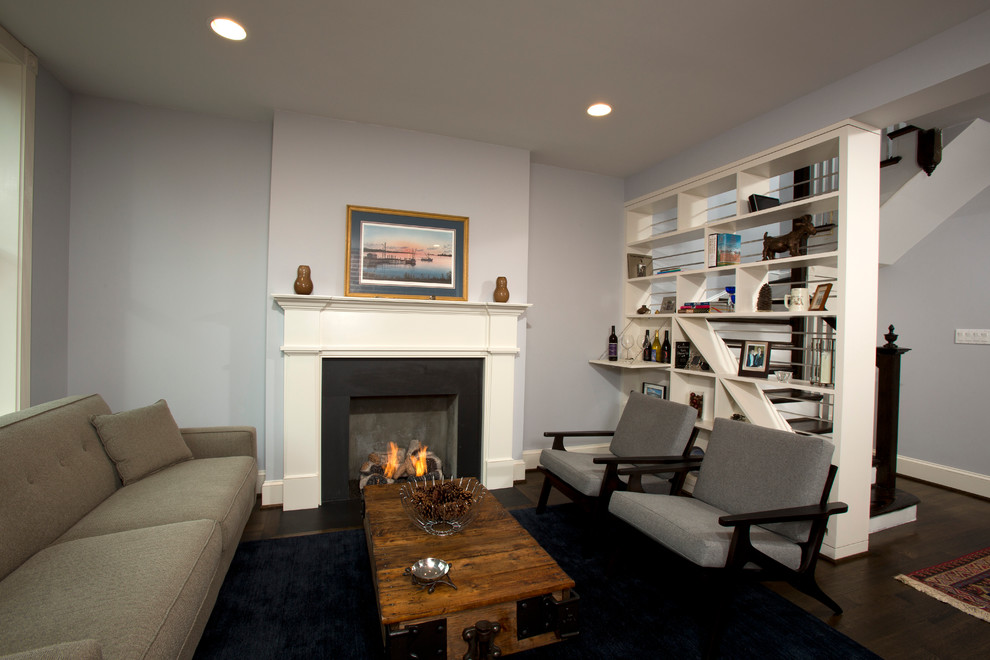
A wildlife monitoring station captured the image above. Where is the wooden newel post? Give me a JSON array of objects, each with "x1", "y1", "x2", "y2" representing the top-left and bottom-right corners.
[{"x1": 873, "y1": 325, "x2": 910, "y2": 511}]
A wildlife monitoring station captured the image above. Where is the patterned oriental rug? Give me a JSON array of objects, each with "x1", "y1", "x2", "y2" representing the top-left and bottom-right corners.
[{"x1": 896, "y1": 546, "x2": 990, "y2": 623}]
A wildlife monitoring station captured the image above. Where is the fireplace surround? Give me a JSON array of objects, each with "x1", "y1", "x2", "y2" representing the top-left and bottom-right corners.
[
  {"x1": 322, "y1": 357, "x2": 483, "y2": 502},
  {"x1": 271, "y1": 295, "x2": 529, "y2": 510}
]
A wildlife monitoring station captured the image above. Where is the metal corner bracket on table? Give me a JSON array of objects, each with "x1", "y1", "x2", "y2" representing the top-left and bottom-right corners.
[{"x1": 385, "y1": 590, "x2": 580, "y2": 660}]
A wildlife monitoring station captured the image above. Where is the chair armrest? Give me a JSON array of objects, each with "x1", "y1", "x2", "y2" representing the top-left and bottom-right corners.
[
  {"x1": 181, "y1": 426, "x2": 257, "y2": 460},
  {"x1": 617, "y1": 459, "x2": 703, "y2": 494},
  {"x1": 617, "y1": 459, "x2": 703, "y2": 476},
  {"x1": 543, "y1": 430, "x2": 614, "y2": 451},
  {"x1": 593, "y1": 454, "x2": 691, "y2": 465},
  {"x1": 718, "y1": 501, "x2": 849, "y2": 528}
]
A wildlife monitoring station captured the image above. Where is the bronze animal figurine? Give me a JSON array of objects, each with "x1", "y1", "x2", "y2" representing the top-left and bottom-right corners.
[{"x1": 762, "y1": 214, "x2": 817, "y2": 260}]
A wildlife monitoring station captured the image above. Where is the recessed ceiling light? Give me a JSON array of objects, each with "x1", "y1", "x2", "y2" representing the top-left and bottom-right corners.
[
  {"x1": 587, "y1": 103, "x2": 612, "y2": 117},
  {"x1": 211, "y1": 18, "x2": 247, "y2": 41}
]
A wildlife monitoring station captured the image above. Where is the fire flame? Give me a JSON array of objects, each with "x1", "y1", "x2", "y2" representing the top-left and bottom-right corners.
[
  {"x1": 383, "y1": 442, "x2": 399, "y2": 479},
  {"x1": 413, "y1": 445, "x2": 429, "y2": 477}
]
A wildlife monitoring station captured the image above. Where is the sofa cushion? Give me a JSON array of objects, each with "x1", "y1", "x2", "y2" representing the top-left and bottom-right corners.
[
  {"x1": 0, "y1": 520, "x2": 222, "y2": 659},
  {"x1": 90, "y1": 400, "x2": 193, "y2": 485},
  {"x1": 0, "y1": 639, "x2": 103, "y2": 660},
  {"x1": 55, "y1": 456, "x2": 257, "y2": 554},
  {"x1": 0, "y1": 394, "x2": 117, "y2": 582}
]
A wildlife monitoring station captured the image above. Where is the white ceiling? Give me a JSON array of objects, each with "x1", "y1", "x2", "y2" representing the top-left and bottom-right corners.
[{"x1": 2, "y1": 1, "x2": 989, "y2": 177}]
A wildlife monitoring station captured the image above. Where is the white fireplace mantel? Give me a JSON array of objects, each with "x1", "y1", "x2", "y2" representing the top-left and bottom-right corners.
[{"x1": 270, "y1": 294, "x2": 530, "y2": 510}]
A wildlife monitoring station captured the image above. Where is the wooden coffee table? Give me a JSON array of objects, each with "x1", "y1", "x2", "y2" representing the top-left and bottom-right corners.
[{"x1": 363, "y1": 483, "x2": 578, "y2": 659}]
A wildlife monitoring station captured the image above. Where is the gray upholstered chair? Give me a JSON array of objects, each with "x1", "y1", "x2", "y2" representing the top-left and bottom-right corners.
[
  {"x1": 608, "y1": 417, "x2": 847, "y2": 655},
  {"x1": 536, "y1": 392, "x2": 699, "y2": 513}
]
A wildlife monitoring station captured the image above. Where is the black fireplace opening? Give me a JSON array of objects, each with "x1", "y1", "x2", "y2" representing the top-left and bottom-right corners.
[{"x1": 321, "y1": 357, "x2": 484, "y2": 504}]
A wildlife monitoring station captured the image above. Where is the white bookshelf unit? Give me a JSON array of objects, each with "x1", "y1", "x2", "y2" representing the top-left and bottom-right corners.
[{"x1": 603, "y1": 121, "x2": 880, "y2": 560}]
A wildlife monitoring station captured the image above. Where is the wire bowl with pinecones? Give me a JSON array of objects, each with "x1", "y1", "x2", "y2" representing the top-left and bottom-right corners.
[{"x1": 398, "y1": 476, "x2": 487, "y2": 536}]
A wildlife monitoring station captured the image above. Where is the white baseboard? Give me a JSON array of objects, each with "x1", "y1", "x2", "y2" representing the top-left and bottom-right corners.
[
  {"x1": 869, "y1": 504, "x2": 918, "y2": 534},
  {"x1": 261, "y1": 479, "x2": 283, "y2": 507},
  {"x1": 521, "y1": 443, "x2": 611, "y2": 472},
  {"x1": 898, "y1": 455, "x2": 990, "y2": 499}
]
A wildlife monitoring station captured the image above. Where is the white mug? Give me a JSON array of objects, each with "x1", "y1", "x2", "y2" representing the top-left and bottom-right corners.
[{"x1": 784, "y1": 287, "x2": 809, "y2": 312}]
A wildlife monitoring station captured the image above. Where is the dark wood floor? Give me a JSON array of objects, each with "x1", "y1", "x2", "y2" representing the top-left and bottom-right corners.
[{"x1": 241, "y1": 475, "x2": 990, "y2": 659}]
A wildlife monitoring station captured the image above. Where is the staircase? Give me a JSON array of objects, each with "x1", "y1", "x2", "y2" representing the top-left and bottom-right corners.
[{"x1": 880, "y1": 118, "x2": 990, "y2": 266}]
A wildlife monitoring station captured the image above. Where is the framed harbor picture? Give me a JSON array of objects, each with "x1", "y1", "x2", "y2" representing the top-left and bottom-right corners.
[{"x1": 345, "y1": 206, "x2": 468, "y2": 300}]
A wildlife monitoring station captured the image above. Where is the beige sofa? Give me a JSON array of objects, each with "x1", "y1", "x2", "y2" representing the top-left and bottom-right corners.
[{"x1": 0, "y1": 394, "x2": 258, "y2": 659}]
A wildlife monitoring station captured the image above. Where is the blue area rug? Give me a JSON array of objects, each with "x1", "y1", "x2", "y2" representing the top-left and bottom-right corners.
[{"x1": 195, "y1": 504, "x2": 878, "y2": 659}]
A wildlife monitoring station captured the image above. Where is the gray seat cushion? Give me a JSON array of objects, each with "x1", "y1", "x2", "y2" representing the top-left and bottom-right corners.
[
  {"x1": 0, "y1": 520, "x2": 222, "y2": 659},
  {"x1": 54, "y1": 456, "x2": 256, "y2": 555},
  {"x1": 539, "y1": 449, "x2": 677, "y2": 496},
  {"x1": 539, "y1": 450, "x2": 614, "y2": 496},
  {"x1": 609, "y1": 490, "x2": 803, "y2": 570}
]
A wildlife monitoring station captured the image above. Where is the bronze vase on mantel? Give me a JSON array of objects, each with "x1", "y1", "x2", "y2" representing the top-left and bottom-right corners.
[
  {"x1": 294, "y1": 265, "x2": 313, "y2": 295},
  {"x1": 493, "y1": 276, "x2": 509, "y2": 303}
]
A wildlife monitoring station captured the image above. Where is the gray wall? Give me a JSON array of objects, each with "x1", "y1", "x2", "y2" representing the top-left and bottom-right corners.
[
  {"x1": 264, "y1": 110, "x2": 534, "y2": 481},
  {"x1": 66, "y1": 96, "x2": 271, "y2": 454},
  {"x1": 878, "y1": 187, "x2": 990, "y2": 478},
  {"x1": 30, "y1": 66, "x2": 70, "y2": 405},
  {"x1": 525, "y1": 164, "x2": 624, "y2": 445}
]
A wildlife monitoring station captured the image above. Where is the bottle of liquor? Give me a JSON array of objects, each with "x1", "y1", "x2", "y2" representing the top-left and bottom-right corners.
[
  {"x1": 608, "y1": 325, "x2": 618, "y2": 361},
  {"x1": 660, "y1": 330, "x2": 671, "y2": 363},
  {"x1": 651, "y1": 330, "x2": 661, "y2": 362},
  {"x1": 642, "y1": 330, "x2": 652, "y2": 361}
]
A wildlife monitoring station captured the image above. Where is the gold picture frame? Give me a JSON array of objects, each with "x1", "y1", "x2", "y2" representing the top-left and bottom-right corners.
[{"x1": 345, "y1": 206, "x2": 468, "y2": 300}]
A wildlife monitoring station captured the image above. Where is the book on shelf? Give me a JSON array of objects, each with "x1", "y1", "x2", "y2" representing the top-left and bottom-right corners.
[
  {"x1": 748, "y1": 194, "x2": 781, "y2": 212},
  {"x1": 707, "y1": 233, "x2": 741, "y2": 267},
  {"x1": 656, "y1": 266, "x2": 681, "y2": 274}
]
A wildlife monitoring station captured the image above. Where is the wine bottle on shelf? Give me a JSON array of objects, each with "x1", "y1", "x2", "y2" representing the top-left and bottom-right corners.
[
  {"x1": 608, "y1": 325, "x2": 618, "y2": 361},
  {"x1": 642, "y1": 330, "x2": 652, "y2": 361},
  {"x1": 660, "y1": 330, "x2": 671, "y2": 363},
  {"x1": 651, "y1": 330, "x2": 661, "y2": 362}
]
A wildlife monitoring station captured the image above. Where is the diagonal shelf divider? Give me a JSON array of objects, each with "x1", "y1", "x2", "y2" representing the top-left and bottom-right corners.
[
  {"x1": 674, "y1": 316, "x2": 737, "y2": 374},
  {"x1": 719, "y1": 379, "x2": 791, "y2": 430}
]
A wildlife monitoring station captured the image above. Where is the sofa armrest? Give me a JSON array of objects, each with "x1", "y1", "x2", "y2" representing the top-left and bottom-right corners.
[{"x1": 180, "y1": 426, "x2": 256, "y2": 460}]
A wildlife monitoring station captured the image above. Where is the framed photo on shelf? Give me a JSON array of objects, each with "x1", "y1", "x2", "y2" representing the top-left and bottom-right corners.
[
  {"x1": 738, "y1": 340, "x2": 771, "y2": 378},
  {"x1": 810, "y1": 283, "x2": 832, "y2": 311},
  {"x1": 659, "y1": 296, "x2": 677, "y2": 313},
  {"x1": 345, "y1": 205, "x2": 468, "y2": 300},
  {"x1": 642, "y1": 382, "x2": 667, "y2": 399},
  {"x1": 627, "y1": 253, "x2": 653, "y2": 279}
]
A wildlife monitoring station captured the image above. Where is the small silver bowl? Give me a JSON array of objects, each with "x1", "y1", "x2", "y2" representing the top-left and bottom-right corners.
[
  {"x1": 774, "y1": 371, "x2": 792, "y2": 383},
  {"x1": 408, "y1": 557, "x2": 450, "y2": 581},
  {"x1": 404, "y1": 557, "x2": 457, "y2": 593}
]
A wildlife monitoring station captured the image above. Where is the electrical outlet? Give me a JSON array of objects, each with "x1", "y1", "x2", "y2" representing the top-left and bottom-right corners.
[{"x1": 955, "y1": 329, "x2": 990, "y2": 345}]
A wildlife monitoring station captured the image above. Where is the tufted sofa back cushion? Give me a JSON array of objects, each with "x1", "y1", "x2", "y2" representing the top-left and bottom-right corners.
[{"x1": 0, "y1": 394, "x2": 118, "y2": 580}]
